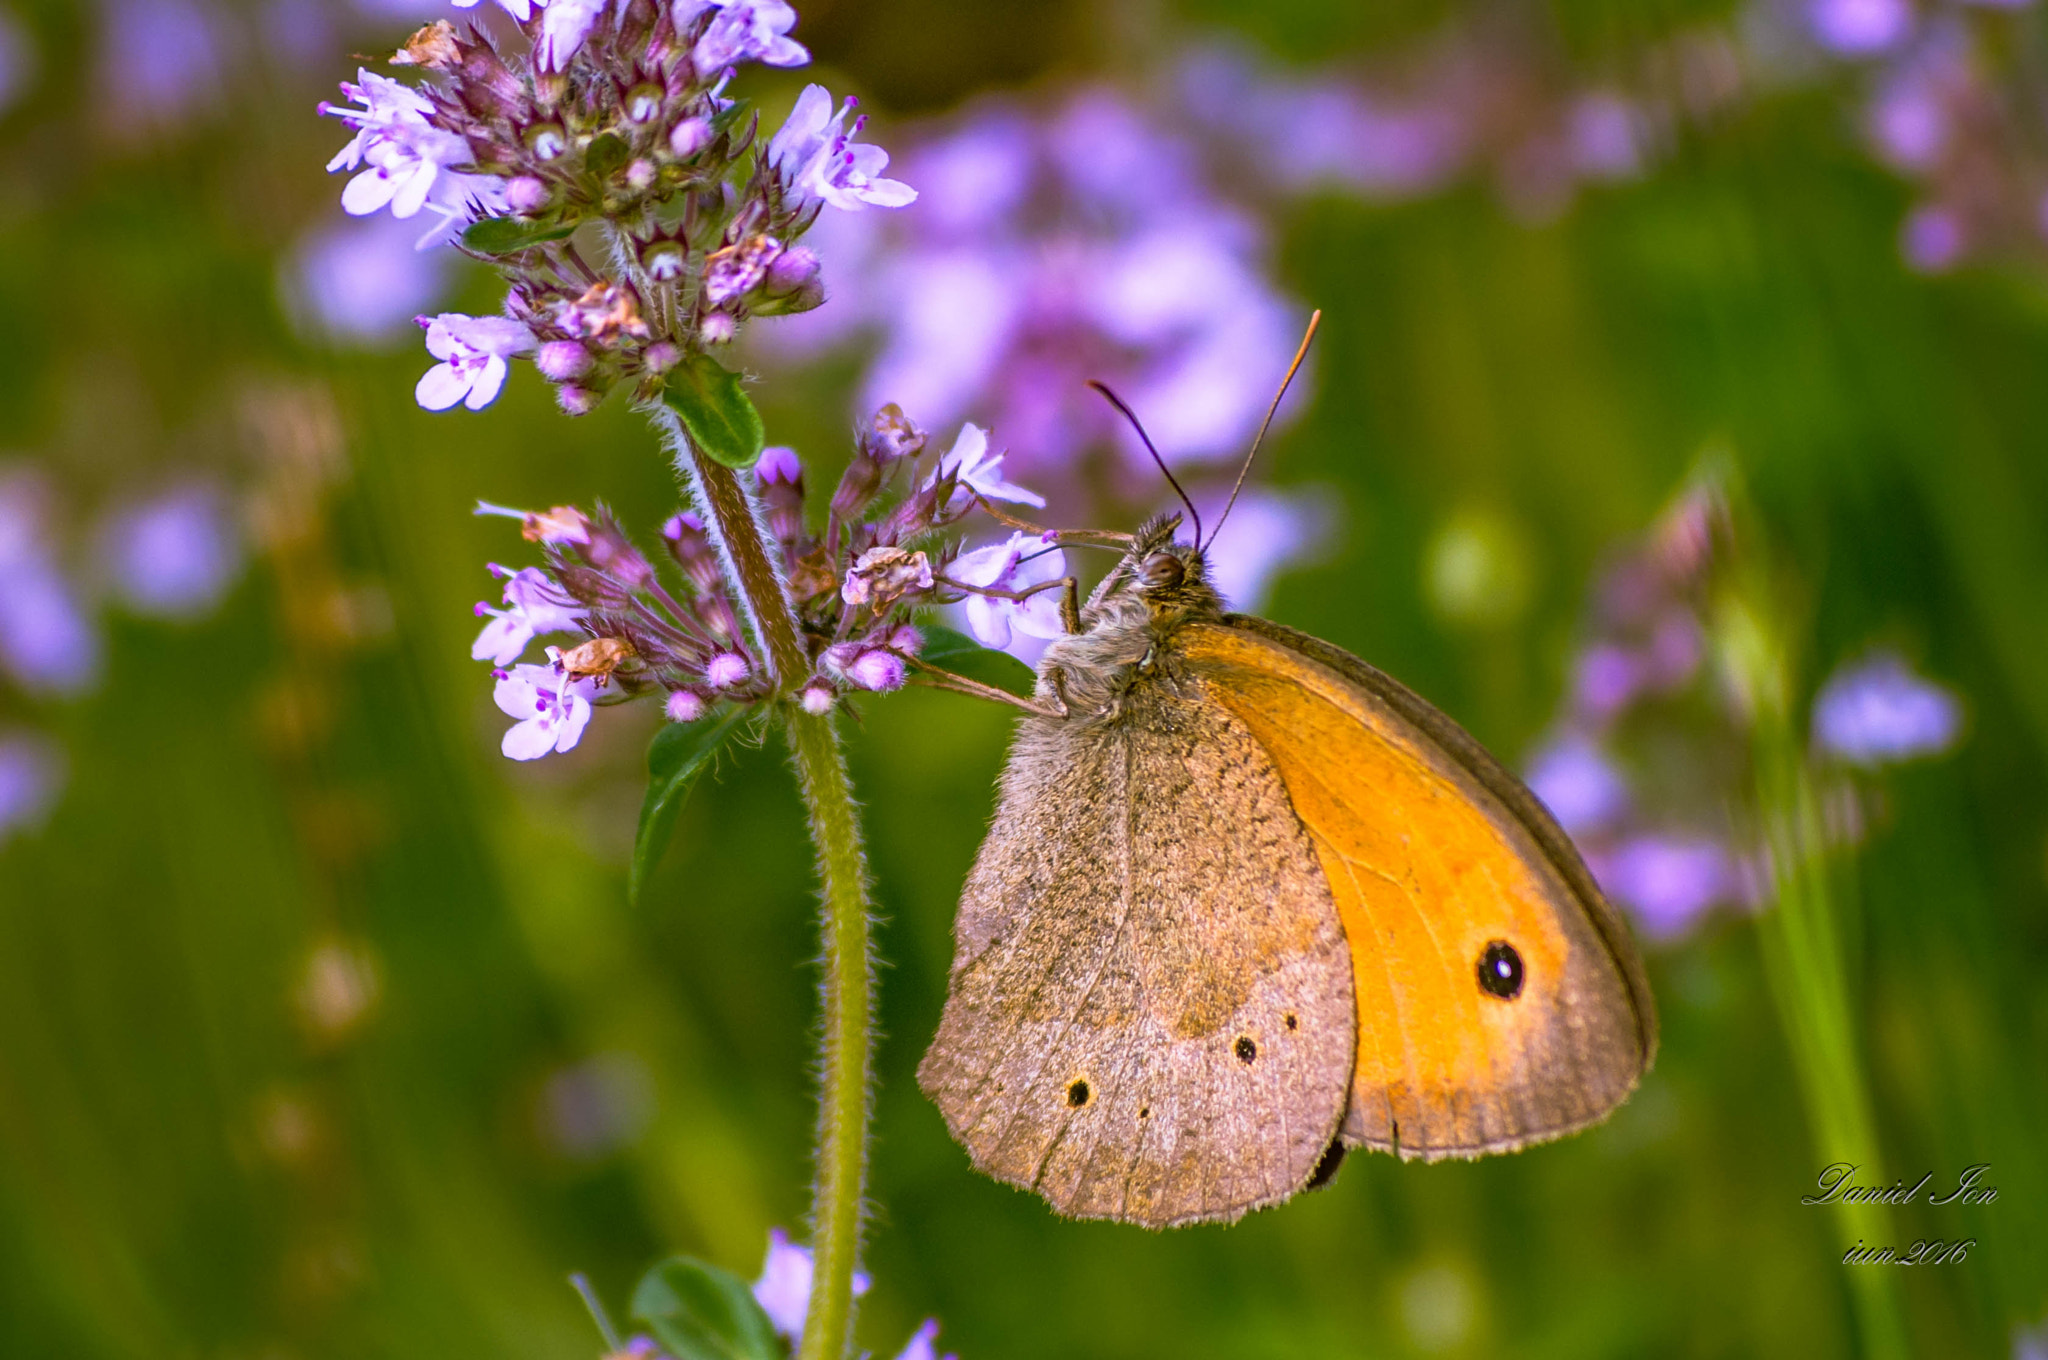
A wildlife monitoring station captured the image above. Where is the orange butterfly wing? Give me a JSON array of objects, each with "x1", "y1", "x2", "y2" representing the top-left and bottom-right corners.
[{"x1": 1180, "y1": 617, "x2": 1656, "y2": 1159}]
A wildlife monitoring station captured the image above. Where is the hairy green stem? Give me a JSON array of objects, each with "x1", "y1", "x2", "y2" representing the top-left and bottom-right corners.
[
  {"x1": 665, "y1": 425, "x2": 874, "y2": 1360},
  {"x1": 787, "y1": 709, "x2": 873, "y2": 1360}
]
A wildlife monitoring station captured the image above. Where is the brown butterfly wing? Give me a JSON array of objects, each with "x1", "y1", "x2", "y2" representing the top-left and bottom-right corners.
[
  {"x1": 1181, "y1": 617, "x2": 1656, "y2": 1160},
  {"x1": 916, "y1": 675, "x2": 1356, "y2": 1227}
]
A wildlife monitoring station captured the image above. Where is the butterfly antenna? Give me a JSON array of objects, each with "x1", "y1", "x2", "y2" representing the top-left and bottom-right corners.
[
  {"x1": 1088, "y1": 380, "x2": 1202, "y2": 547},
  {"x1": 1207, "y1": 309, "x2": 1320, "y2": 551}
]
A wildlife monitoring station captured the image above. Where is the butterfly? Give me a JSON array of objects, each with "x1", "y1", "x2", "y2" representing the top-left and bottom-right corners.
[{"x1": 914, "y1": 316, "x2": 1657, "y2": 1227}]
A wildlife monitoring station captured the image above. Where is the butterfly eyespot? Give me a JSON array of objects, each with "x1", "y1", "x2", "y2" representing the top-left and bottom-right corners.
[
  {"x1": 1234, "y1": 1036, "x2": 1257, "y2": 1065},
  {"x1": 1066, "y1": 1079, "x2": 1092, "y2": 1108},
  {"x1": 1140, "y1": 552, "x2": 1184, "y2": 589},
  {"x1": 1477, "y1": 940, "x2": 1525, "y2": 1000}
]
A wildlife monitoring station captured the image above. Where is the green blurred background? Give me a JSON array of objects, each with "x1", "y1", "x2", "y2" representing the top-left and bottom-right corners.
[{"x1": 2, "y1": 0, "x2": 2045, "y2": 1356}]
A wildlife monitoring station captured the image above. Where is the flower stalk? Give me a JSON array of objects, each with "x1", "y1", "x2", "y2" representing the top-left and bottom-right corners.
[{"x1": 676, "y1": 433, "x2": 873, "y2": 1360}]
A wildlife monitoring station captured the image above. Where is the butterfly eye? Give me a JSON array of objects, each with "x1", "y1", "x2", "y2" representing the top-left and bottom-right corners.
[
  {"x1": 1477, "y1": 940, "x2": 1525, "y2": 1000},
  {"x1": 1141, "y1": 552, "x2": 1184, "y2": 589}
]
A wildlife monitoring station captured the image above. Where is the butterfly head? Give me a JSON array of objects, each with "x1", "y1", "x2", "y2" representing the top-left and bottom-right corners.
[{"x1": 1088, "y1": 512, "x2": 1224, "y2": 624}]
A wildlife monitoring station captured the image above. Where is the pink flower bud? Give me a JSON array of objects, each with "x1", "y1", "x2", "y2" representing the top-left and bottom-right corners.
[
  {"x1": 800, "y1": 683, "x2": 836, "y2": 715},
  {"x1": 668, "y1": 117, "x2": 711, "y2": 159},
  {"x1": 762, "y1": 246, "x2": 820, "y2": 297},
  {"x1": 536, "y1": 340, "x2": 594, "y2": 381},
  {"x1": 888, "y1": 623, "x2": 922, "y2": 654},
  {"x1": 699, "y1": 311, "x2": 735, "y2": 345},
  {"x1": 626, "y1": 158, "x2": 657, "y2": 190},
  {"x1": 757, "y1": 446, "x2": 802, "y2": 486},
  {"x1": 705, "y1": 652, "x2": 751, "y2": 688},
  {"x1": 557, "y1": 385, "x2": 601, "y2": 415},
  {"x1": 506, "y1": 176, "x2": 550, "y2": 214},
  {"x1": 847, "y1": 650, "x2": 906, "y2": 692},
  {"x1": 642, "y1": 341, "x2": 681, "y2": 373},
  {"x1": 665, "y1": 690, "x2": 707, "y2": 723},
  {"x1": 626, "y1": 82, "x2": 664, "y2": 124}
]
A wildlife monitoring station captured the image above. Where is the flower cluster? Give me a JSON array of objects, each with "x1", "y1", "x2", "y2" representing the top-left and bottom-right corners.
[
  {"x1": 474, "y1": 409, "x2": 1053, "y2": 758},
  {"x1": 321, "y1": 0, "x2": 913, "y2": 416},
  {"x1": 1523, "y1": 478, "x2": 1963, "y2": 940}
]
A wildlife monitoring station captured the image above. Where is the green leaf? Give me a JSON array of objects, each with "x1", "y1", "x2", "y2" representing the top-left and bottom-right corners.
[
  {"x1": 629, "y1": 1256, "x2": 780, "y2": 1360},
  {"x1": 629, "y1": 707, "x2": 749, "y2": 905},
  {"x1": 917, "y1": 625, "x2": 1036, "y2": 698},
  {"x1": 663, "y1": 354, "x2": 767, "y2": 469},
  {"x1": 584, "y1": 131, "x2": 630, "y2": 179},
  {"x1": 462, "y1": 215, "x2": 578, "y2": 254}
]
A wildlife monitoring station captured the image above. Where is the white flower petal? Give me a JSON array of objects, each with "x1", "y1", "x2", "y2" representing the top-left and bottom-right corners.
[
  {"x1": 415, "y1": 362, "x2": 469, "y2": 410},
  {"x1": 463, "y1": 355, "x2": 511, "y2": 409},
  {"x1": 502, "y1": 715, "x2": 558, "y2": 760}
]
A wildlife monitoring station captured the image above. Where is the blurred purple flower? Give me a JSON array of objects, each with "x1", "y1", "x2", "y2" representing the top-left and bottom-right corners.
[
  {"x1": 1866, "y1": 68, "x2": 1949, "y2": 171},
  {"x1": 0, "y1": 475, "x2": 100, "y2": 697},
  {"x1": 97, "y1": 0, "x2": 227, "y2": 135},
  {"x1": 1811, "y1": 651, "x2": 1962, "y2": 766},
  {"x1": 951, "y1": 532, "x2": 1067, "y2": 652},
  {"x1": 1808, "y1": 0, "x2": 1914, "y2": 57},
  {"x1": 1571, "y1": 642, "x2": 1644, "y2": 721},
  {"x1": 494, "y1": 662, "x2": 597, "y2": 759},
  {"x1": 540, "y1": 1053, "x2": 652, "y2": 1160},
  {"x1": 100, "y1": 482, "x2": 242, "y2": 620},
  {"x1": 286, "y1": 211, "x2": 456, "y2": 344},
  {"x1": 415, "y1": 313, "x2": 538, "y2": 411},
  {"x1": 1198, "y1": 486, "x2": 1332, "y2": 614},
  {"x1": 1596, "y1": 834, "x2": 1736, "y2": 939},
  {"x1": 0, "y1": 730, "x2": 65, "y2": 844},
  {"x1": 451, "y1": 0, "x2": 537, "y2": 19},
  {"x1": 895, "y1": 1319, "x2": 959, "y2": 1360},
  {"x1": 0, "y1": 8, "x2": 38, "y2": 116},
  {"x1": 1526, "y1": 737, "x2": 1631, "y2": 837},
  {"x1": 1901, "y1": 204, "x2": 1965, "y2": 272}
]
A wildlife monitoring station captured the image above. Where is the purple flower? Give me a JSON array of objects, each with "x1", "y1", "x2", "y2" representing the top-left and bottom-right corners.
[
  {"x1": 285, "y1": 211, "x2": 455, "y2": 343},
  {"x1": 1811, "y1": 651, "x2": 1962, "y2": 766},
  {"x1": 846, "y1": 649, "x2": 906, "y2": 691},
  {"x1": 665, "y1": 689, "x2": 706, "y2": 722},
  {"x1": 415, "y1": 313, "x2": 537, "y2": 410},
  {"x1": 0, "y1": 477, "x2": 100, "y2": 697},
  {"x1": 97, "y1": 0, "x2": 226, "y2": 136},
  {"x1": 894, "y1": 1319, "x2": 959, "y2": 1360},
  {"x1": 752, "y1": 1229, "x2": 870, "y2": 1341},
  {"x1": 1596, "y1": 834, "x2": 1735, "y2": 939},
  {"x1": 1808, "y1": 0, "x2": 1914, "y2": 57},
  {"x1": 100, "y1": 482, "x2": 242, "y2": 620},
  {"x1": 757, "y1": 444, "x2": 802, "y2": 485},
  {"x1": 0, "y1": 730, "x2": 64, "y2": 844},
  {"x1": 692, "y1": 0, "x2": 811, "y2": 72},
  {"x1": 1866, "y1": 70, "x2": 1949, "y2": 172},
  {"x1": 0, "y1": 8, "x2": 39, "y2": 119},
  {"x1": 1197, "y1": 487, "x2": 1330, "y2": 613},
  {"x1": 769, "y1": 85, "x2": 917, "y2": 211},
  {"x1": 1526, "y1": 737, "x2": 1631, "y2": 837},
  {"x1": 494, "y1": 662, "x2": 598, "y2": 759},
  {"x1": 472, "y1": 566, "x2": 586, "y2": 664},
  {"x1": 537, "y1": 0, "x2": 606, "y2": 70},
  {"x1": 951, "y1": 532, "x2": 1067, "y2": 650},
  {"x1": 322, "y1": 70, "x2": 473, "y2": 222},
  {"x1": 451, "y1": 0, "x2": 537, "y2": 22},
  {"x1": 1570, "y1": 642, "x2": 1644, "y2": 722},
  {"x1": 1901, "y1": 204, "x2": 1965, "y2": 273},
  {"x1": 928, "y1": 423, "x2": 1041, "y2": 508}
]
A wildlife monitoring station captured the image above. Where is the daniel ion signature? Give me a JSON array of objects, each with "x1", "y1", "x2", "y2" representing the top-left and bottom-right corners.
[{"x1": 1803, "y1": 1163, "x2": 1997, "y2": 1266}]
